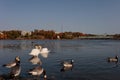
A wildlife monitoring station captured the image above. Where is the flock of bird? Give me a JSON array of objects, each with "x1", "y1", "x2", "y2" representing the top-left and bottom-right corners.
[
  {"x1": 1, "y1": 43, "x2": 119, "y2": 80},
  {"x1": 1, "y1": 44, "x2": 74, "y2": 80}
]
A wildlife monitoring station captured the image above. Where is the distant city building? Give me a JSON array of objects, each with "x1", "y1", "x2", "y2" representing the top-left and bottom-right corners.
[{"x1": 21, "y1": 31, "x2": 31, "y2": 36}]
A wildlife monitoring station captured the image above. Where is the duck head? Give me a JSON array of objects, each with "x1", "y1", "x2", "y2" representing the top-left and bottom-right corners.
[
  {"x1": 115, "y1": 56, "x2": 118, "y2": 59},
  {"x1": 15, "y1": 56, "x2": 20, "y2": 63},
  {"x1": 71, "y1": 59, "x2": 74, "y2": 64}
]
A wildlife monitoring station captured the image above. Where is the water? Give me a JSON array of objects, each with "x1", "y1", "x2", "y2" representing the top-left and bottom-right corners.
[{"x1": 0, "y1": 40, "x2": 120, "y2": 80}]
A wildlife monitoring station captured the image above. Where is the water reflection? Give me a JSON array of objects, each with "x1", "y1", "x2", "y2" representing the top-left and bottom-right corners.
[
  {"x1": 29, "y1": 56, "x2": 42, "y2": 65},
  {"x1": 60, "y1": 66, "x2": 73, "y2": 72},
  {"x1": 1, "y1": 40, "x2": 120, "y2": 80},
  {"x1": 40, "y1": 52, "x2": 49, "y2": 58},
  {"x1": 0, "y1": 40, "x2": 33, "y2": 50}
]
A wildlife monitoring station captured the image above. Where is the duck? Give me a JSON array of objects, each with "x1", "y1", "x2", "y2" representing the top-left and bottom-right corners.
[
  {"x1": 62, "y1": 59, "x2": 74, "y2": 68},
  {"x1": 9, "y1": 59, "x2": 21, "y2": 79},
  {"x1": 2, "y1": 56, "x2": 20, "y2": 68},
  {"x1": 28, "y1": 66, "x2": 47, "y2": 79},
  {"x1": 28, "y1": 56, "x2": 42, "y2": 65},
  {"x1": 108, "y1": 56, "x2": 118, "y2": 62}
]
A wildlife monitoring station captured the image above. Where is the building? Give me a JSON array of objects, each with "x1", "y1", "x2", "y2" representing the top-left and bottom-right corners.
[{"x1": 21, "y1": 31, "x2": 32, "y2": 36}]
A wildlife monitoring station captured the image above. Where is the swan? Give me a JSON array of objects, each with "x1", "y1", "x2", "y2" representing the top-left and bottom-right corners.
[
  {"x1": 29, "y1": 45, "x2": 50, "y2": 57},
  {"x1": 29, "y1": 56, "x2": 42, "y2": 65},
  {"x1": 38, "y1": 45, "x2": 50, "y2": 54},
  {"x1": 29, "y1": 45, "x2": 40, "y2": 56},
  {"x1": 28, "y1": 66, "x2": 47, "y2": 79},
  {"x1": 2, "y1": 56, "x2": 20, "y2": 68},
  {"x1": 108, "y1": 56, "x2": 118, "y2": 62}
]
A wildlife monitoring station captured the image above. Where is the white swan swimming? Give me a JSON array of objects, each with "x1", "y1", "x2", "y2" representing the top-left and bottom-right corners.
[
  {"x1": 38, "y1": 45, "x2": 50, "y2": 54},
  {"x1": 29, "y1": 49, "x2": 40, "y2": 56},
  {"x1": 29, "y1": 45, "x2": 40, "y2": 56},
  {"x1": 29, "y1": 45, "x2": 50, "y2": 57}
]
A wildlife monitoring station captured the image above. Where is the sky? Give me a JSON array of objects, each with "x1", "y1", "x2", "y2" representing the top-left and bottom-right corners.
[{"x1": 0, "y1": 0, "x2": 120, "y2": 34}]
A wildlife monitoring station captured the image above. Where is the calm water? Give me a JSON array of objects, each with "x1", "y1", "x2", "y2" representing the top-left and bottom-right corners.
[{"x1": 0, "y1": 40, "x2": 120, "y2": 80}]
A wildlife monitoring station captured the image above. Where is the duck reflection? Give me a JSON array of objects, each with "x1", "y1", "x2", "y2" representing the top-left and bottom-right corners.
[
  {"x1": 60, "y1": 66, "x2": 73, "y2": 72},
  {"x1": 29, "y1": 56, "x2": 42, "y2": 65}
]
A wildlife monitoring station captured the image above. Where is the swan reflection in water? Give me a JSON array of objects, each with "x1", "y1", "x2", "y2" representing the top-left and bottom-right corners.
[
  {"x1": 40, "y1": 52, "x2": 49, "y2": 58},
  {"x1": 29, "y1": 56, "x2": 42, "y2": 65}
]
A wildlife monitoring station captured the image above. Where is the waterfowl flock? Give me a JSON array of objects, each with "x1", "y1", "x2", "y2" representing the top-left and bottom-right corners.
[
  {"x1": 1, "y1": 43, "x2": 119, "y2": 80},
  {"x1": 1, "y1": 44, "x2": 75, "y2": 79},
  {"x1": 1, "y1": 44, "x2": 50, "y2": 80}
]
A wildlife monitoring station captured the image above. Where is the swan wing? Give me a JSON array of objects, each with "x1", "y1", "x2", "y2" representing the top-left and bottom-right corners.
[{"x1": 29, "y1": 49, "x2": 40, "y2": 56}]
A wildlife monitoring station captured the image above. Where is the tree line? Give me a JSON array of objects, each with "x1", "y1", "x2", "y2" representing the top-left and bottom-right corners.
[
  {"x1": 0, "y1": 30, "x2": 120, "y2": 40},
  {"x1": 0, "y1": 29, "x2": 86, "y2": 40}
]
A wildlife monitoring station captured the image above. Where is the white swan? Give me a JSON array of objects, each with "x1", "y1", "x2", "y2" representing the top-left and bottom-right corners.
[
  {"x1": 29, "y1": 49, "x2": 40, "y2": 56},
  {"x1": 29, "y1": 45, "x2": 40, "y2": 56},
  {"x1": 38, "y1": 45, "x2": 50, "y2": 54},
  {"x1": 29, "y1": 45, "x2": 50, "y2": 57}
]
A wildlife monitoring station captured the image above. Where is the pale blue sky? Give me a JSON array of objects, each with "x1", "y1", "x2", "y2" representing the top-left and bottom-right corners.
[{"x1": 0, "y1": 0, "x2": 120, "y2": 34}]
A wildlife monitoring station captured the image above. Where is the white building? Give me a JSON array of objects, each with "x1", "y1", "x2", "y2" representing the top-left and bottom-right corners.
[{"x1": 21, "y1": 31, "x2": 31, "y2": 36}]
